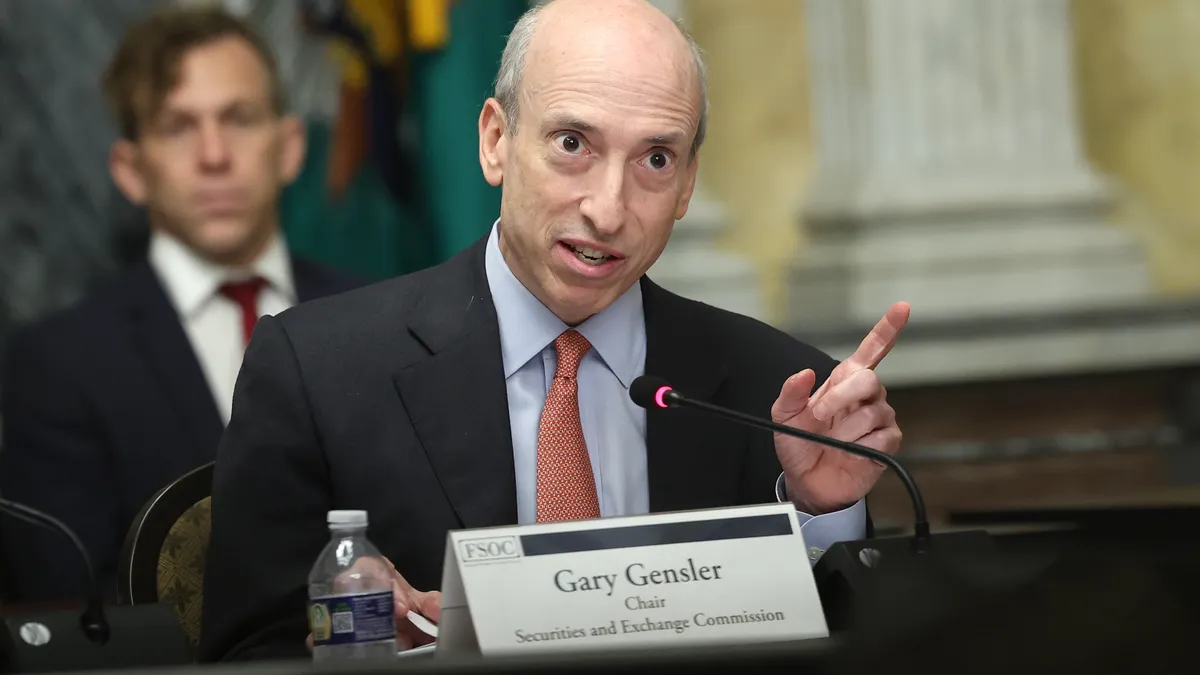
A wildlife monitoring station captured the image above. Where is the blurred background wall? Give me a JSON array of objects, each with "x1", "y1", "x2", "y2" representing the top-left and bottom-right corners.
[
  {"x1": 667, "y1": 0, "x2": 1200, "y2": 531},
  {"x1": 0, "y1": 0, "x2": 160, "y2": 357},
  {"x1": 1074, "y1": 0, "x2": 1200, "y2": 294},
  {"x1": 2, "y1": 0, "x2": 1200, "y2": 529},
  {"x1": 685, "y1": 0, "x2": 1200, "y2": 322}
]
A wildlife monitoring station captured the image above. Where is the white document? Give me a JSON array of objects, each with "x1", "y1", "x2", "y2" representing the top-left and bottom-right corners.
[
  {"x1": 394, "y1": 612, "x2": 438, "y2": 659},
  {"x1": 434, "y1": 503, "x2": 829, "y2": 657},
  {"x1": 406, "y1": 611, "x2": 438, "y2": 638}
]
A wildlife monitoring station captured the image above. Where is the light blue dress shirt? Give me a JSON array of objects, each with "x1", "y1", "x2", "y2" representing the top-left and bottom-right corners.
[{"x1": 483, "y1": 224, "x2": 866, "y2": 563}]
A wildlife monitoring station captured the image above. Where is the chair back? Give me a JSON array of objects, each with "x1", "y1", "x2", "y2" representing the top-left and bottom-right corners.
[{"x1": 117, "y1": 462, "x2": 214, "y2": 650}]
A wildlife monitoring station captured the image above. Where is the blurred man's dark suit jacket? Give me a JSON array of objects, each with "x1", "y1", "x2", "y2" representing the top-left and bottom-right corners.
[{"x1": 0, "y1": 255, "x2": 361, "y2": 603}]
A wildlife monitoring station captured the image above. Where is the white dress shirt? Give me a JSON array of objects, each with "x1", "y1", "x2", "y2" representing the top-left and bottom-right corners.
[
  {"x1": 148, "y1": 231, "x2": 296, "y2": 424},
  {"x1": 483, "y1": 224, "x2": 865, "y2": 563}
]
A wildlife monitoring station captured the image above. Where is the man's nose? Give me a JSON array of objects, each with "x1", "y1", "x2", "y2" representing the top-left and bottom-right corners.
[
  {"x1": 579, "y1": 162, "x2": 627, "y2": 235},
  {"x1": 196, "y1": 122, "x2": 232, "y2": 170}
]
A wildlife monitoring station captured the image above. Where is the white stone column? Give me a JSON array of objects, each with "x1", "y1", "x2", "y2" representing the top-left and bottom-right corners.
[{"x1": 791, "y1": 0, "x2": 1151, "y2": 326}]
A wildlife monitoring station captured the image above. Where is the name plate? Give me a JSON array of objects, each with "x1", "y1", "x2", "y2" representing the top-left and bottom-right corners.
[{"x1": 435, "y1": 503, "x2": 829, "y2": 657}]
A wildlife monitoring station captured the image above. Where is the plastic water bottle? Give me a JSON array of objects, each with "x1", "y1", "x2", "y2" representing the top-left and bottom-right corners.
[{"x1": 308, "y1": 510, "x2": 397, "y2": 662}]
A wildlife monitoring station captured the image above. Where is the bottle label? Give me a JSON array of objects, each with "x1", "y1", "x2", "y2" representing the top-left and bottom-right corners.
[{"x1": 309, "y1": 590, "x2": 395, "y2": 646}]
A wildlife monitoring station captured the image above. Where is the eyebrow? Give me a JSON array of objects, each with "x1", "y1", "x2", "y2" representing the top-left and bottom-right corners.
[
  {"x1": 644, "y1": 132, "x2": 685, "y2": 148},
  {"x1": 544, "y1": 113, "x2": 687, "y2": 148},
  {"x1": 159, "y1": 98, "x2": 267, "y2": 117},
  {"x1": 545, "y1": 114, "x2": 598, "y2": 135}
]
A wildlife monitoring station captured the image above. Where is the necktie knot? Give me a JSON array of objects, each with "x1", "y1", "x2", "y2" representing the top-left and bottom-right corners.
[
  {"x1": 218, "y1": 277, "x2": 267, "y2": 307},
  {"x1": 217, "y1": 276, "x2": 267, "y2": 346},
  {"x1": 553, "y1": 330, "x2": 592, "y2": 379}
]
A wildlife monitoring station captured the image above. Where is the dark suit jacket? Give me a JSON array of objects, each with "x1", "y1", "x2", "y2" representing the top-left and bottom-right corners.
[
  {"x1": 198, "y1": 236, "x2": 859, "y2": 662},
  {"x1": 0, "y1": 256, "x2": 361, "y2": 604}
]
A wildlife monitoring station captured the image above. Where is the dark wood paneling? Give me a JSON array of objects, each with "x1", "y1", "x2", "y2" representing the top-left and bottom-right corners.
[{"x1": 867, "y1": 365, "x2": 1200, "y2": 531}]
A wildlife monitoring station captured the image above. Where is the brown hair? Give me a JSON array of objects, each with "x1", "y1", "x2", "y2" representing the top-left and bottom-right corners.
[{"x1": 102, "y1": 5, "x2": 286, "y2": 139}]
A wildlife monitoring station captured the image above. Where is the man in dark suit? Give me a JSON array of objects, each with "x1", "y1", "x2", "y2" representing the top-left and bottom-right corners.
[
  {"x1": 199, "y1": 0, "x2": 907, "y2": 661},
  {"x1": 0, "y1": 7, "x2": 360, "y2": 603}
]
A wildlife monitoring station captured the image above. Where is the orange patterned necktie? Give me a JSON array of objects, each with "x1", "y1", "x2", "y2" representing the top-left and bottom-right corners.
[{"x1": 535, "y1": 330, "x2": 601, "y2": 522}]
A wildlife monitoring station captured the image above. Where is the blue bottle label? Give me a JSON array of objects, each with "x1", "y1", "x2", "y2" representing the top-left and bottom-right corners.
[{"x1": 309, "y1": 590, "x2": 395, "y2": 646}]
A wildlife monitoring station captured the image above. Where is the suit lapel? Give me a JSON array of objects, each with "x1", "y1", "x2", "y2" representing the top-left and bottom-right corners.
[
  {"x1": 392, "y1": 241, "x2": 518, "y2": 529},
  {"x1": 122, "y1": 254, "x2": 348, "y2": 467},
  {"x1": 123, "y1": 264, "x2": 224, "y2": 464},
  {"x1": 641, "y1": 278, "x2": 743, "y2": 513}
]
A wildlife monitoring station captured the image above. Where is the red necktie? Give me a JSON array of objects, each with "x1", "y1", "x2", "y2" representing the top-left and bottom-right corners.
[
  {"x1": 535, "y1": 330, "x2": 601, "y2": 522},
  {"x1": 217, "y1": 277, "x2": 267, "y2": 347}
]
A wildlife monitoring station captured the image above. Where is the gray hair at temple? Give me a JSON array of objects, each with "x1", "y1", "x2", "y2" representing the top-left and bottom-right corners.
[{"x1": 493, "y1": 1, "x2": 710, "y2": 159}]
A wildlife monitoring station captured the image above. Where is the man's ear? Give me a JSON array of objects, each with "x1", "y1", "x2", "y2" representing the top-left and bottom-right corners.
[
  {"x1": 278, "y1": 114, "x2": 307, "y2": 185},
  {"x1": 478, "y1": 98, "x2": 508, "y2": 187},
  {"x1": 109, "y1": 139, "x2": 147, "y2": 206}
]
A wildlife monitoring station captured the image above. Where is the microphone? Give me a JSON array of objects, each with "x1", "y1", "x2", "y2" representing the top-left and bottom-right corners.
[
  {"x1": 630, "y1": 374, "x2": 1176, "y2": 657},
  {"x1": 0, "y1": 498, "x2": 108, "y2": 644},
  {"x1": 629, "y1": 375, "x2": 1005, "y2": 638},
  {"x1": 0, "y1": 499, "x2": 191, "y2": 673},
  {"x1": 629, "y1": 375, "x2": 931, "y2": 545}
]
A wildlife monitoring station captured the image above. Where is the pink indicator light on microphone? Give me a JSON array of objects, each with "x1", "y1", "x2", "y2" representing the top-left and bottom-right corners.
[{"x1": 654, "y1": 386, "x2": 672, "y2": 409}]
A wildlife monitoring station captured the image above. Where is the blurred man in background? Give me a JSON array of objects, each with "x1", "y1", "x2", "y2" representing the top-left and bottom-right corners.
[{"x1": 0, "y1": 6, "x2": 360, "y2": 603}]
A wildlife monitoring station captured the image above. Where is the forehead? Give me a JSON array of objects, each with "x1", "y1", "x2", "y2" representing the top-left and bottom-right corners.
[
  {"x1": 161, "y1": 36, "x2": 273, "y2": 110},
  {"x1": 522, "y1": 25, "x2": 700, "y2": 144}
]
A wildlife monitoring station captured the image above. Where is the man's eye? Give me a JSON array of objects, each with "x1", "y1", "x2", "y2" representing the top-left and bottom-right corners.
[
  {"x1": 647, "y1": 151, "x2": 670, "y2": 170},
  {"x1": 555, "y1": 133, "x2": 584, "y2": 153},
  {"x1": 159, "y1": 118, "x2": 191, "y2": 135}
]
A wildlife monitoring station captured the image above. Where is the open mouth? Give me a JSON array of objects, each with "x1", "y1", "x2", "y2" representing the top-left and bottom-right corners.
[{"x1": 561, "y1": 241, "x2": 621, "y2": 267}]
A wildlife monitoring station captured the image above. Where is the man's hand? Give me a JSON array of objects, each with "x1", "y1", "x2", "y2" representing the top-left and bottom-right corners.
[
  {"x1": 306, "y1": 557, "x2": 441, "y2": 652},
  {"x1": 771, "y1": 302, "x2": 909, "y2": 515}
]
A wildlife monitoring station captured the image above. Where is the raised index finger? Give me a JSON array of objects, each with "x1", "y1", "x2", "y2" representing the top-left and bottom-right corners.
[{"x1": 847, "y1": 301, "x2": 910, "y2": 370}]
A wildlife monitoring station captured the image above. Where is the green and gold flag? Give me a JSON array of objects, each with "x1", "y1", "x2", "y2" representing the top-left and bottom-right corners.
[{"x1": 281, "y1": 0, "x2": 530, "y2": 280}]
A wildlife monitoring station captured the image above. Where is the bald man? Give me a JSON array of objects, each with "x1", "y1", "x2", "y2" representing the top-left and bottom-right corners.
[{"x1": 199, "y1": 0, "x2": 908, "y2": 661}]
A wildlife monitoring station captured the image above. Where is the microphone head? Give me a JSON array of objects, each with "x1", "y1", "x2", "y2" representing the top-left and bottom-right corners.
[{"x1": 630, "y1": 375, "x2": 676, "y2": 410}]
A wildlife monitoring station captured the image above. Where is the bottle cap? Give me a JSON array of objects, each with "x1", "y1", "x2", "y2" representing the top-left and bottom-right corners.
[{"x1": 327, "y1": 510, "x2": 368, "y2": 527}]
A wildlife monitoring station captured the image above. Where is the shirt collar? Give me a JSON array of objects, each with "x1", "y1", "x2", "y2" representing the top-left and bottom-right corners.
[
  {"x1": 148, "y1": 229, "x2": 295, "y2": 318},
  {"x1": 484, "y1": 221, "x2": 644, "y2": 387}
]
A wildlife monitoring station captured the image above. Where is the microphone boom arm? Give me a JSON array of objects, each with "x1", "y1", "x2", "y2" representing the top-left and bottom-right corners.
[
  {"x1": 665, "y1": 392, "x2": 931, "y2": 543},
  {"x1": 0, "y1": 498, "x2": 111, "y2": 644}
]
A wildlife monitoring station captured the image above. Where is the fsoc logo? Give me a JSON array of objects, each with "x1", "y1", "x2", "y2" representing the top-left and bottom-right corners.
[{"x1": 459, "y1": 535, "x2": 521, "y2": 563}]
